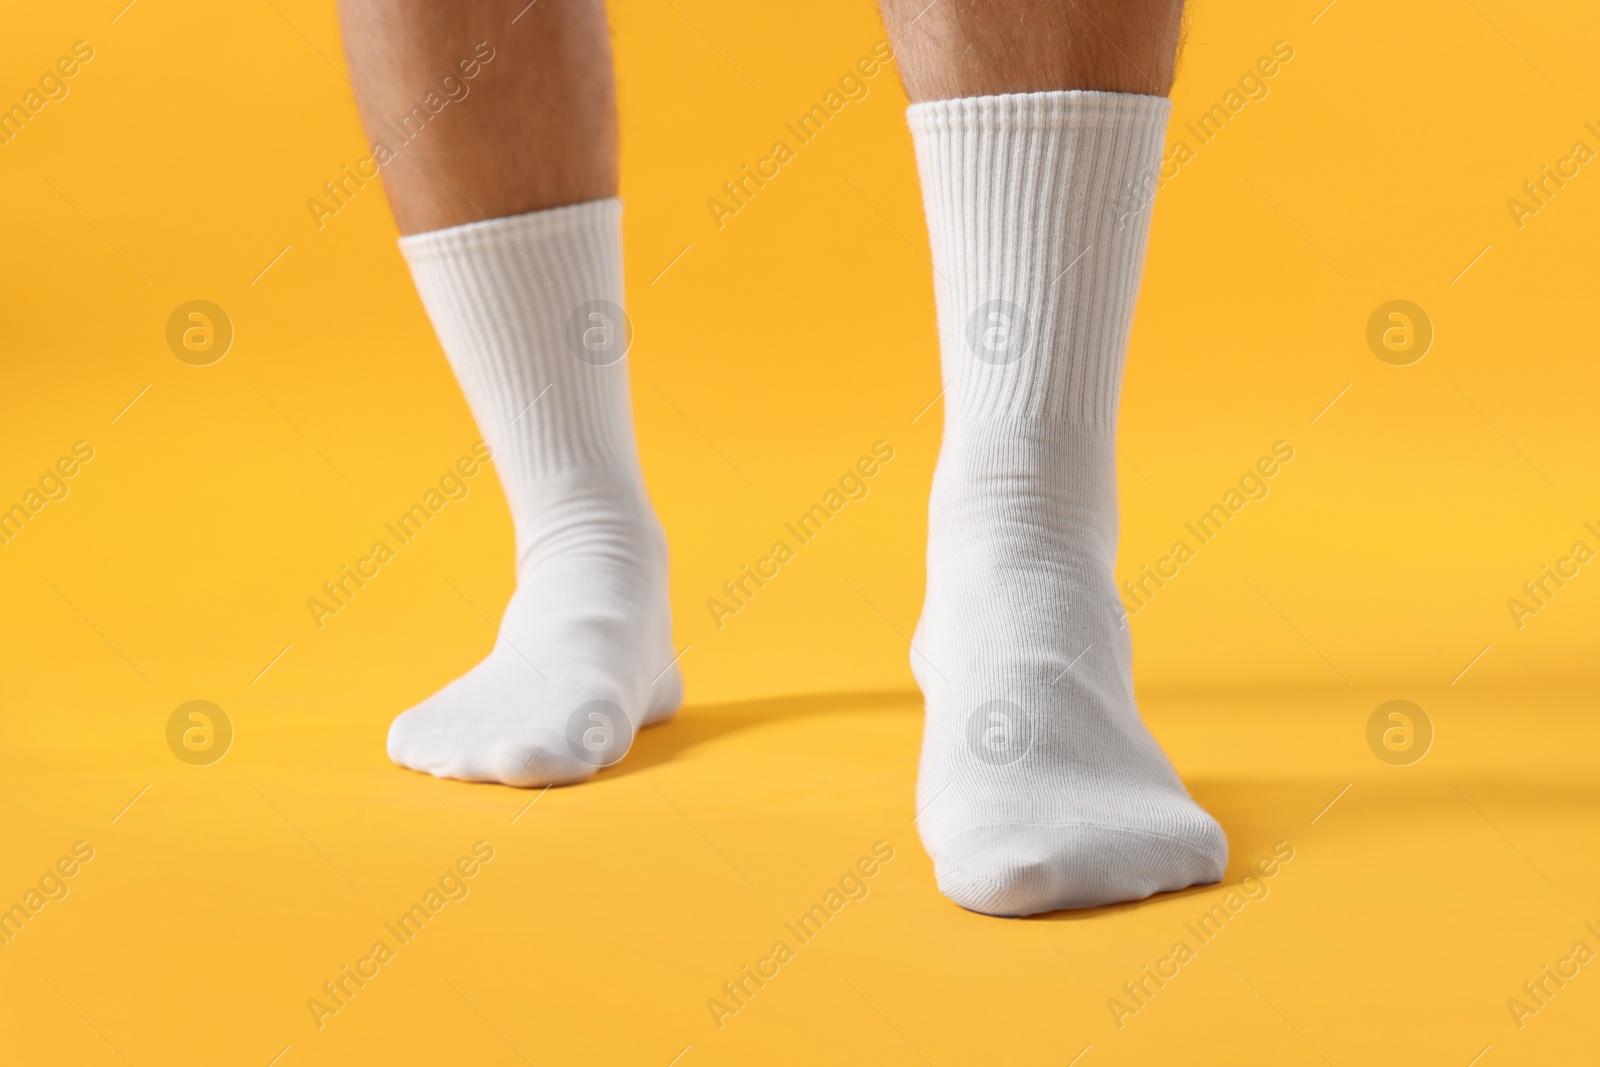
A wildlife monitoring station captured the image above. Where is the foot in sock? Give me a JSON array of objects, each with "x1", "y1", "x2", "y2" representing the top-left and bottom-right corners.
[
  {"x1": 908, "y1": 90, "x2": 1227, "y2": 915},
  {"x1": 386, "y1": 466, "x2": 680, "y2": 787},
  {"x1": 387, "y1": 200, "x2": 680, "y2": 787}
]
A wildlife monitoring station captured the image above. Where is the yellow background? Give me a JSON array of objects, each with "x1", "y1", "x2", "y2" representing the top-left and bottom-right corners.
[{"x1": 3, "y1": 0, "x2": 1598, "y2": 1063}]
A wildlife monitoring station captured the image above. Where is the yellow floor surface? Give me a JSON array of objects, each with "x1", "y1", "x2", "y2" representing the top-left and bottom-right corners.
[{"x1": 4, "y1": 683, "x2": 1598, "y2": 1064}]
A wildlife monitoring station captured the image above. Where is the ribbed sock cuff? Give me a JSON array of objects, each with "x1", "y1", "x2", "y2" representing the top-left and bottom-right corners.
[
  {"x1": 399, "y1": 199, "x2": 639, "y2": 488},
  {"x1": 909, "y1": 90, "x2": 1171, "y2": 429},
  {"x1": 398, "y1": 198, "x2": 622, "y2": 263}
]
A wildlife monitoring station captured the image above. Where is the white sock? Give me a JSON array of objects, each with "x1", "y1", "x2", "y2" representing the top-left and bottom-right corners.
[
  {"x1": 908, "y1": 90, "x2": 1227, "y2": 914},
  {"x1": 391, "y1": 199, "x2": 680, "y2": 787}
]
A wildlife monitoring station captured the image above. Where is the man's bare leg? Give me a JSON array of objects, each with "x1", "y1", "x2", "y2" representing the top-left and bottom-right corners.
[
  {"x1": 338, "y1": 1, "x2": 680, "y2": 787},
  {"x1": 337, "y1": 0, "x2": 617, "y2": 231},
  {"x1": 881, "y1": 0, "x2": 1183, "y2": 100},
  {"x1": 878, "y1": 0, "x2": 1228, "y2": 915}
]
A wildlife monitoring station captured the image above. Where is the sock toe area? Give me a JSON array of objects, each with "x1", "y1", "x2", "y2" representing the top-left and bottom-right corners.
[
  {"x1": 931, "y1": 814, "x2": 1227, "y2": 917},
  {"x1": 488, "y1": 735, "x2": 597, "y2": 788},
  {"x1": 387, "y1": 705, "x2": 601, "y2": 788}
]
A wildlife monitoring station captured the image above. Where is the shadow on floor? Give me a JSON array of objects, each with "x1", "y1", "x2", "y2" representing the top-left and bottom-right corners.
[{"x1": 602, "y1": 687, "x2": 923, "y2": 780}]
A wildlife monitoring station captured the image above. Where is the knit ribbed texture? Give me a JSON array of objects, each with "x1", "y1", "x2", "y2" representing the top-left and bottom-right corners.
[
  {"x1": 387, "y1": 198, "x2": 680, "y2": 789},
  {"x1": 909, "y1": 90, "x2": 1169, "y2": 428},
  {"x1": 907, "y1": 91, "x2": 1226, "y2": 916},
  {"x1": 400, "y1": 199, "x2": 639, "y2": 523}
]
